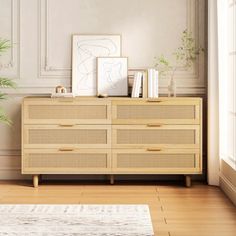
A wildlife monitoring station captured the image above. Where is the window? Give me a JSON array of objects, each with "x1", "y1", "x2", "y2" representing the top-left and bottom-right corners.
[{"x1": 218, "y1": 0, "x2": 236, "y2": 170}]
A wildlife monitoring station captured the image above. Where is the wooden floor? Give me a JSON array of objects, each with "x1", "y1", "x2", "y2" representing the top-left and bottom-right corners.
[{"x1": 0, "y1": 181, "x2": 235, "y2": 236}]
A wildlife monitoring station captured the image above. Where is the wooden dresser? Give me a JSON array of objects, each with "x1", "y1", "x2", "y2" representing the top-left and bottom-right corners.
[{"x1": 22, "y1": 97, "x2": 202, "y2": 187}]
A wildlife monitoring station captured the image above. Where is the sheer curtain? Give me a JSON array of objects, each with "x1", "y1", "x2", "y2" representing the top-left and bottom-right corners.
[
  {"x1": 208, "y1": 0, "x2": 236, "y2": 186},
  {"x1": 218, "y1": 0, "x2": 236, "y2": 170}
]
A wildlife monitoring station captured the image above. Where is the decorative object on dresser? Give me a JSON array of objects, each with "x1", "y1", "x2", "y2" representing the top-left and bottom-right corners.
[
  {"x1": 55, "y1": 85, "x2": 67, "y2": 94},
  {"x1": 154, "y1": 30, "x2": 204, "y2": 97},
  {"x1": 72, "y1": 35, "x2": 121, "y2": 96},
  {"x1": 51, "y1": 85, "x2": 75, "y2": 98},
  {"x1": 22, "y1": 97, "x2": 202, "y2": 188},
  {"x1": 97, "y1": 57, "x2": 128, "y2": 96},
  {"x1": 0, "y1": 205, "x2": 154, "y2": 236}
]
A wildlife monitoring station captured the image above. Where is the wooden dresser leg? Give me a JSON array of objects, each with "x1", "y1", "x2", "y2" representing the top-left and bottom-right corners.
[
  {"x1": 33, "y1": 175, "x2": 39, "y2": 188},
  {"x1": 185, "y1": 175, "x2": 191, "y2": 187},
  {"x1": 110, "y1": 175, "x2": 114, "y2": 185}
]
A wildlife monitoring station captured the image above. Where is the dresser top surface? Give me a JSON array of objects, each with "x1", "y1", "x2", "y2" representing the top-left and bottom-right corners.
[{"x1": 23, "y1": 96, "x2": 202, "y2": 102}]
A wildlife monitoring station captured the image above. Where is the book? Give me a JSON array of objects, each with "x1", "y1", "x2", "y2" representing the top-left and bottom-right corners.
[
  {"x1": 132, "y1": 72, "x2": 143, "y2": 97},
  {"x1": 148, "y1": 69, "x2": 153, "y2": 98},
  {"x1": 142, "y1": 70, "x2": 148, "y2": 98},
  {"x1": 131, "y1": 73, "x2": 138, "y2": 97},
  {"x1": 153, "y1": 70, "x2": 159, "y2": 98},
  {"x1": 147, "y1": 69, "x2": 159, "y2": 98},
  {"x1": 135, "y1": 72, "x2": 142, "y2": 97}
]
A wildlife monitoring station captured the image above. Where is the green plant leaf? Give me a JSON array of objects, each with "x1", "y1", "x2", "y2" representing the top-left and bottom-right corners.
[
  {"x1": 0, "y1": 38, "x2": 15, "y2": 126},
  {"x1": 0, "y1": 108, "x2": 12, "y2": 126},
  {"x1": 0, "y1": 39, "x2": 11, "y2": 55},
  {"x1": 154, "y1": 29, "x2": 204, "y2": 80},
  {"x1": 0, "y1": 92, "x2": 6, "y2": 99},
  {"x1": 0, "y1": 78, "x2": 17, "y2": 88}
]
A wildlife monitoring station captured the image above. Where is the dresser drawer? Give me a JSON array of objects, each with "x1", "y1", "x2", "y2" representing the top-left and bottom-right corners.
[
  {"x1": 23, "y1": 99, "x2": 111, "y2": 124},
  {"x1": 112, "y1": 149, "x2": 201, "y2": 174},
  {"x1": 23, "y1": 125, "x2": 111, "y2": 148},
  {"x1": 22, "y1": 149, "x2": 111, "y2": 174},
  {"x1": 112, "y1": 125, "x2": 200, "y2": 148},
  {"x1": 112, "y1": 99, "x2": 201, "y2": 124}
]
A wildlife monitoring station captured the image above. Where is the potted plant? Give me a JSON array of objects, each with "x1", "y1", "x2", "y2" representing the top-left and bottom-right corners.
[
  {"x1": 0, "y1": 38, "x2": 16, "y2": 125},
  {"x1": 154, "y1": 30, "x2": 204, "y2": 96}
]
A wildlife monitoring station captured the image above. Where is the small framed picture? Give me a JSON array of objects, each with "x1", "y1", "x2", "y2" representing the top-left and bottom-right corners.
[{"x1": 97, "y1": 57, "x2": 128, "y2": 96}]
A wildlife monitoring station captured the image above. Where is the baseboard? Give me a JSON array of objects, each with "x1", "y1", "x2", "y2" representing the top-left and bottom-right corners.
[
  {"x1": 219, "y1": 173, "x2": 236, "y2": 206},
  {"x1": 0, "y1": 170, "x2": 30, "y2": 180}
]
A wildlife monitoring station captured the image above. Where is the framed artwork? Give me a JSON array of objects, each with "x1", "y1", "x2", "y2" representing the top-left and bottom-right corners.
[
  {"x1": 72, "y1": 35, "x2": 121, "y2": 96},
  {"x1": 97, "y1": 57, "x2": 128, "y2": 96}
]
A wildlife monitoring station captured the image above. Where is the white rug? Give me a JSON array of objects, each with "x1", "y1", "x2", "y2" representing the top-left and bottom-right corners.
[{"x1": 0, "y1": 204, "x2": 154, "y2": 236}]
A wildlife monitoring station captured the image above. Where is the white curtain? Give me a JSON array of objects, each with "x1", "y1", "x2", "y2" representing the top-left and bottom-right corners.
[
  {"x1": 218, "y1": 0, "x2": 236, "y2": 170},
  {"x1": 208, "y1": 0, "x2": 235, "y2": 185},
  {"x1": 208, "y1": 0, "x2": 220, "y2": 186}
]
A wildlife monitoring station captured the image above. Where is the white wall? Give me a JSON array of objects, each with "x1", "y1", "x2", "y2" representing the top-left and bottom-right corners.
[{"x1": 0, "y1": 0, "x2": 206, "y2": 179}]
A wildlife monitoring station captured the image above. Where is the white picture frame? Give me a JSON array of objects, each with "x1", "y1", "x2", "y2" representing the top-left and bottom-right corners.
[
  {"x1": 72, "y1": 35, "x2": 121, "y2": 96},
  {"x1": 97, "y1": 57, "x2": 128, "y2": 96}
]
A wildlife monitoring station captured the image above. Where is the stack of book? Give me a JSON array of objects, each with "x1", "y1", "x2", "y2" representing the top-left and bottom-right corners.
[{"x1": 131, "y1": 69, "x2": 159, "y2": 98}]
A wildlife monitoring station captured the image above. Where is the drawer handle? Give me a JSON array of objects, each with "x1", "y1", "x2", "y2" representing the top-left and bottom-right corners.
[
  {"x1": 59, "y1": 148, "x2": 75, "y2": 152},
  {"x1": 147, "y1": 148, "x2": 162, "y2": 152},
  {"x1": 147, "y1": 99, "x2": 162, "y2": 103},
  {"x1": 59, "y1": 124, "x2": 75, "y2": 127},
  {"x1": 147, "y1": 123, "x2": 163, "y2": 127}
]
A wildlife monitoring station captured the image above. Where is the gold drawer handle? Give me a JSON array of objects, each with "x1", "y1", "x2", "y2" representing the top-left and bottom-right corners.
[
  {"x1": 59, "y1": 148, "x2": 75, "y2": 152},
  {"x1": 59, "y1": 124, "x2": 75, "y2": 127},
  {"x1": 147, "y1": 123, "x2": 163, "y2": 127},
  {"x1": 147, "y1": 99, "x2": 163, "y2": 103},
  {"x1": 147, "y1": 148, "x2": 162, "y2": 152}
]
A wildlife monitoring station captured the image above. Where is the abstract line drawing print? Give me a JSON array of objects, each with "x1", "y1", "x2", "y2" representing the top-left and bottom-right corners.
[
  {"x1": 97, "y1": 57, "x2": 128, "y2": 96},
  {"x1": 72, "y1": 35, "x2": 121, "y2": 96},
  {"x1": 102, "y1": 61, "x2": 123, "y2": 89}
]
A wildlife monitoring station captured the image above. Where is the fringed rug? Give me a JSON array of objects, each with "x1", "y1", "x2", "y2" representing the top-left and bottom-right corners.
[{"x1": 0, "y1": 204, "x2": 154, "y2": 236}]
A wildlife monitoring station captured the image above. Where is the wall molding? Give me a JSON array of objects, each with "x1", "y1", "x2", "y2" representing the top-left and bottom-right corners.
[
  {"x1": 0, "y1": 0, "x2": 20, "y2": 79},
  {"x1": 37, "y1": 0, "x2": 205, "y2": 89},
  {"x1": 220, "y1": 173, "x2": 236, "y2": 206},
  {"x1": 38, "y1": 0, "x2": 71, "y2": 78},
  {"x1": 0, "y1": 149, "x2": 21, "y2": 156},
  {"x1": 0, "y1": 170, "x2": 28, "y2": 180}
]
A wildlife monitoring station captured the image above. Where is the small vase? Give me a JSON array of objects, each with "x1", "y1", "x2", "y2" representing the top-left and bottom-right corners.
[{"x1": 168, "y1": 77, "x2": 176, "y2": 97}]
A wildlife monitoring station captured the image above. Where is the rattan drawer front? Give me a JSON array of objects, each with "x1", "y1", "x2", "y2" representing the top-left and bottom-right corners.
[
  {"x1": 112, "y1": 99, "x2": 201, "y2": 124},
  {"x1": 112, "y1": 125, "x2": 200, "y2": 148},
  {"x1": 24, "y1": 125, "x2": 111, "y2": 148},
  {"x1": 23, "y1": 100, "x2": 111, "y2": 124},
  {"x1": 112, "y1": 149, "x2": 201, "y2": 174},
  {"x1": 22, "y1": 149, "x2": 111, "y2": 174}
]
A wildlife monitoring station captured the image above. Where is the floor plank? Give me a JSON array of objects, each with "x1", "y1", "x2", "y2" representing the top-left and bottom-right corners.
[{"x1": 0, "y1": 181, "x2": 235, "y2": 236}]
